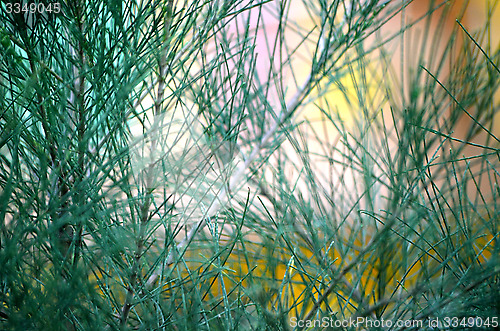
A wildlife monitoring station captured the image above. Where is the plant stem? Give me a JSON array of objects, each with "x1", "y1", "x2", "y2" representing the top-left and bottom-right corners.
[{"x1": 120, "y1": 0, "x2": 174, "y2": 326}]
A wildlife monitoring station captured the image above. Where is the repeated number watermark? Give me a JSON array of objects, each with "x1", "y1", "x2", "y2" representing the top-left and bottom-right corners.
[
  {"x1": 436, "y1": 316, "x2": 498, "y2": 329},
  {"x1": 5, "y1": 2, "x2": 61, "y2": 14}
]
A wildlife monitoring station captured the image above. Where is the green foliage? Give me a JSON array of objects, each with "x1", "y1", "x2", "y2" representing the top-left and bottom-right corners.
[{"x1": 1, "y1": 0, "x2": 499, "y2": 330}]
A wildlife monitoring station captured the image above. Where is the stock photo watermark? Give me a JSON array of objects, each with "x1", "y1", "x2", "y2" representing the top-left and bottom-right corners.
[{"x1": 290, "y1": 316, "x2": 498, "y2": 329}]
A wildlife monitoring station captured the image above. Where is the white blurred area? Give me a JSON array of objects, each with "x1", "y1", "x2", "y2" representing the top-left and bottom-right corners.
[{"x1": 124, "y1": 0, "x2": 500, "y2": 229}]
